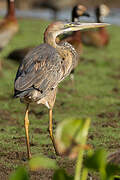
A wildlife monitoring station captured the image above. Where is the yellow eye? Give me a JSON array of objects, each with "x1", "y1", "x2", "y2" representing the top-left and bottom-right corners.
[
  {"x1": 64, "y1": 24, "x2": 70, "y2": 28},
  {"x1": 64, "y1": 23, "x2": 74, "y2": 28},
  {"x1": 69, "y1": 23, "x2": 75, "y2": 26}
]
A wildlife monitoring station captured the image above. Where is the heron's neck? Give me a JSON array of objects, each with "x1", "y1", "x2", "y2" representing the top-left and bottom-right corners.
[
  {"x1": 44, "y1": 31, "x2": 57, "y2": 48},
  {"x1": 44, "y1": 31, "x2": 68, "y2": 58},
  {"x1": 44, "y1": 30, "x2": 77, "y2": 75},
  {"x1": 6, "y1": 0, "x2": 16, "y2": 20}
]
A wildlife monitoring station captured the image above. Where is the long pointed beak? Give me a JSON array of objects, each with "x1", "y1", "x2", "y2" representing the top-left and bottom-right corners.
[{"x1": 70, "y1": 22, "x2": 110, "y2": 31}]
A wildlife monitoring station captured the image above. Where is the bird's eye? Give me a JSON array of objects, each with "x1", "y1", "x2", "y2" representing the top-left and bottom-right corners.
[
  {"x1": 64, "y1": 24, "x2": 70, "y2": 28},
  {"x1": 64, "y1": 23, "x2": 75, "y2": 28},
  {"x1": 69, "y1": 23, "x2": 75, "y2": 26}
]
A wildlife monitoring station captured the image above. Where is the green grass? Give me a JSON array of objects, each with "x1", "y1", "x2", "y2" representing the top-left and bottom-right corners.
[{"x1": 0, "y1": 18, "x2": 120, "y2": 178}]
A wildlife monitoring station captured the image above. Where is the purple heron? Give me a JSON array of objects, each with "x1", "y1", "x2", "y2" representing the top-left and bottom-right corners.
[{"x1": 14, "y1": 21, "x2": 108, "y2": 159}]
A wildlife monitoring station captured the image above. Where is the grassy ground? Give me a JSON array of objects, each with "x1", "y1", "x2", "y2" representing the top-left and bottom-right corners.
[{"x1": 0, "y1": 18, "x2": 120, "y2": 179}]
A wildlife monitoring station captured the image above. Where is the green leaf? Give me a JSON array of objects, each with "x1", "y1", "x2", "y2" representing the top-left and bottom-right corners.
[
  {"x1": 84, "y1": 149, "x2": 107, "y2": 171},
  {"x1": 74, "y1": 119, "x2": 90, "y2": 180},
  {"x1": 106, "y1": 163, "x2": 120, "y2": 177},
  {"x1": 29, "y1": 156, "x2": 58, "y2": 170},
  {"x1": 53, "y1": 169, "x2": 73, "y2": 180},
  {"x1": 114, "y1": 176, "x2": 120, "y2": 180},
  {"x1": 9, "y1": 166, "x2": 29, "y2": 180},
  {"x1": 55, "y1": 118, "x2": 91, "y2": 153}
]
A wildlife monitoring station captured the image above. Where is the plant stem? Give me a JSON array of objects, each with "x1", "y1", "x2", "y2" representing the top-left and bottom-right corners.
[
  {"x1": 74, "y1": 118, "x2": 90, "y2": 180},
  {"x1": 81, "y1": 168, "x2": 88, "y2": 180},
  {"x1": 74, "y1": 147, "x2": 84, "y2": 180}
]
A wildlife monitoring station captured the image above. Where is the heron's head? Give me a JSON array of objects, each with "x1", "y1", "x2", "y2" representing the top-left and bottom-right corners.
[
  {"x1": 44, "y1": 21, "x2": 109, "y2": 43},
  {"x1": 45, "y1": 21, "x2": 109, "y2": 34},
  {"x1": 95, "y1": 4, "x2": 110, "y2": 21},
  {"x1": 72, "y1": 4, "x2": 90, "y2": 21}
]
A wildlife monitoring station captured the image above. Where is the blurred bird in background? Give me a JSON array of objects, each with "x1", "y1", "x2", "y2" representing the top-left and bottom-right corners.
[
  {"x1": 59, "y1": 4, "x2": 90, "y2": 55},
  {"x1": 81, "y1": 4, "x2": 110, "y2": 47},
  {"x1": 58, "y1": 4, "x2": 90, "y2": 82},
  {"x1": 0, "y1": 0, "x2": 19, "y2": 50},
  {"x1": 0, "y1": 0, "x2": 19, "y2": 70}
]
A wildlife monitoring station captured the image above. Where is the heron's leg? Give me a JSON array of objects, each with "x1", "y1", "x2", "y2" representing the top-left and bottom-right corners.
[
  {"x1": 0, "y1": 61, "x2": 1, "y2": 70},
  {"x1": 49, "y1": 109, "x2": 58, "y2": 155},
  {"x1": 70, "y1": 69, "x2": 75, "y2": 87},
  {"x1": 24, "y1": 104, "x2": 31, "y2": 159}
]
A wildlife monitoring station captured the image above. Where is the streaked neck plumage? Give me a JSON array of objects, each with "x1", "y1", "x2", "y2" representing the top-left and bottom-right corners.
[
  {"x1": 44, "y1": 28, "x2": 72, "y2": 57},
  {"x1": 44, "y1": 26, "x2": 77, "y2": 74}
]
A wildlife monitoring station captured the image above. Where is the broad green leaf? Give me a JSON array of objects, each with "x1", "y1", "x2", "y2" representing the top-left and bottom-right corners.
[
  {"x1": 9, "y1": 166, "x2": 29, "y2": 180},
  {"x1": 29, "y1": 156, "x2": 58, "y2": 170},
  {"x1": 53, "y1": 169, "x2": 73, "y2": 180},
  {"x1": 106, "y1": 163, "x2": 120, "y2": 178},
  {"x1": 55, "y1": 118, "x2": 90, "y2": 153},
  {"x1": 74, "y1": 119, "x2": 90, "y2": 180},
  {"x1": 84, "y1": 149, "x2": 107, "y2": 171},
  {"x1": 114, "y1": 176, "x2": 120, "y2": 180},
  {"x1": 84, "y1": 149, "x2": 107, "y2": 180}
]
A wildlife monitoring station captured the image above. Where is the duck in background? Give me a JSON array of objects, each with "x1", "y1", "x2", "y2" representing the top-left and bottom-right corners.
[
  {"x1": 58, "y1": 4, "x2": 90, "y2": 82},
  {"x1": 0, "y1": 0, "x2": 19, "y2": 51},
  {"x1": 81, "y1": 4, "x2": 110, "y2": 47},
  {"x1": 59, "y1": 4, "x2": 90, "y2": 55},
  {"x1": 0, "y1": 0, "x2": 19, "y2": 71},
  {"x1": 7, "y1": 4, "x2": 90, "y2": 62}
]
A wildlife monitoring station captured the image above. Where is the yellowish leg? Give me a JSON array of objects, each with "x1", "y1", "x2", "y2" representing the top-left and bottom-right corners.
[
  {"x1": 70, "y1": 69, "x2": 75, "y2": 88},
  {"x1": 49, "y1": 109, "x2": 58, "y2": 155},
  {"x1": 70, "y1": 74, "x2": 74, "y2": 87},
  {"x1": 24, "y1": 104, "x2": 32, "y2": 159},
  {"x1": 0, "y1": 60, "x2": 2, "y2": 72}
]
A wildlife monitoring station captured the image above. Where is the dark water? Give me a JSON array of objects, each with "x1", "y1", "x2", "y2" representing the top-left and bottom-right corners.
[{"x1": 0, "y1": 8, "x2": 120, "y2": 25}]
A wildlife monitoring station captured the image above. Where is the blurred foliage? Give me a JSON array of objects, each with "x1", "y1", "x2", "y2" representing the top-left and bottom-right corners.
[
  {"x1": 55, "y1": 118, "x2": 90, "y2": 156},
  {"x1": 29, "y1": 155, "x2": 58, "y2": 170},
  {"x1": 9, "y1": 118, "x2": 120, "y2": 180},
  {"x1": 53, "y1": 169, "x2": 73, "y2": 180},
  {"x1": 84, "y1": 149, "x2": 120, "y2": 180},
  {"x1": 9, "y1": 166, "x2": 29, "y2": 180}
]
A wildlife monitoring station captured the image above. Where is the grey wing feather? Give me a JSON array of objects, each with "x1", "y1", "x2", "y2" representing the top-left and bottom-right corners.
[{"x1": 14, "y1": 44, "x2": 63, "y2": 96}]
